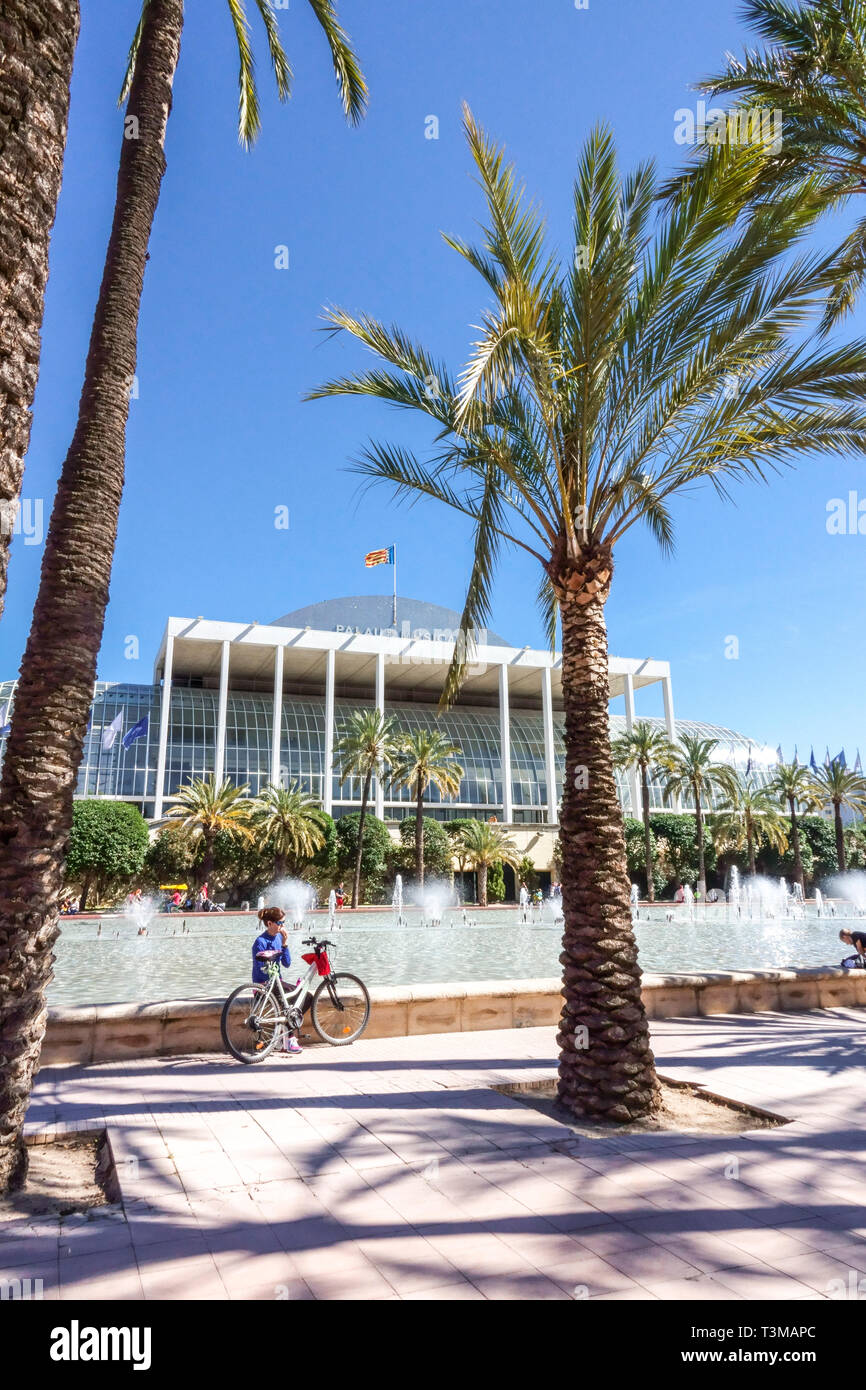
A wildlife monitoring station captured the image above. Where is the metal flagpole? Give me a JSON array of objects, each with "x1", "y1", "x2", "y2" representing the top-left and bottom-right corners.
[{"x1": 392, "y1": 544, "x2": 397, "y2": 627}]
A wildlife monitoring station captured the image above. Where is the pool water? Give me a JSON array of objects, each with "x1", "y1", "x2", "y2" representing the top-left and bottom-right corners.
[{"x1": 47, "y1": 905, "x2": 863, "y2": 1007}]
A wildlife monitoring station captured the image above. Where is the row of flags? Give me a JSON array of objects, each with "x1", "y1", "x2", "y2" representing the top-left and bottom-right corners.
[
  {"x1": 100, "y1": 710, "x2": 149, "y2": 751},
  {"x1": 772, "y1": 745, "x2": 861, "y2": 773}
]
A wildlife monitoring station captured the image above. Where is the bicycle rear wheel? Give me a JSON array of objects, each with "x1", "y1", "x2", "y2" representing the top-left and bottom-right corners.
[
  {"x1": 311, "y1": 973, "x2": 370, "y2": 1045},
  {"x1": 221, "y1": 984, "x2": 283, "y2": 1063}
]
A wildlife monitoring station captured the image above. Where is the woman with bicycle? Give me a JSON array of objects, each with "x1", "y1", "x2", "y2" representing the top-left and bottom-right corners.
[{"x1": 251, "y1": 907, "x2": 302, "y2": 1054}]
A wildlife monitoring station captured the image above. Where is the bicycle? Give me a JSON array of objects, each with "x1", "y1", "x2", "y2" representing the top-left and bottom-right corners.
[{"x1": 220, "y1": 935, "x2": 371, "y2": 1064}]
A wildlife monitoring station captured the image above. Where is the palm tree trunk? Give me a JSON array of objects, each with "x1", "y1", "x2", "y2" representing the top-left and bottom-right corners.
[
  {"x1": 552, "y1": 547, "x2": 659, "y2": 1123},
  {"x1": 0, "y1": 0, "x2": 184, "y2": 1194},
  {"x1": 788, "y1": 796, "x2": 804, "y2": 891},
  {"x1": 200, "y1": 831, "x2": 215, "y2": 889},
  {"x1": 694, "y1": 783, "x2": 707, "y2": 899},
  {"x1": 835, "y1": 802, "x2": 846, "y2": 872},
  {"x1": 415, "y1": 781, "x2": 424, "y2": 888},
  {"x1": 352, "y1": 768, "x2": 372, "y2": 908},
  {"x1": 477, "y1": 861, "x2": 487, "y2": 907},
  {"x1": 641, "y1": 764, "x2": 654, "y2": 901},
  {"x1": 0, "y1": 0, "x2": 79, "y2": 619},
  {"x1": 748, "y1": 825, "x2": 756, "y2": 878}
]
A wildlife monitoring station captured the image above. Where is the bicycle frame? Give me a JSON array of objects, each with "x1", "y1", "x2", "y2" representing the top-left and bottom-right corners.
[{"x1": 255, "y1": 956, "x2": 321, "y2": 1023}]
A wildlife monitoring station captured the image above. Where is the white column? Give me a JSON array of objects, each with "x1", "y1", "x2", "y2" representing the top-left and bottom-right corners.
[
  {"x1": 662, "y1": 674, "x2": 680, "y2": 811},
  {"x1": 374, "y1": 651, "x2": 385, "y2": 820},
  {"x1": 499, "y1": 662, "x2": 513, "y2": 823},
  {"x1": 270, "y1": 644, "x2": 284, "y2": 787},
  {"x1": 623, "y1": 672, "x2": 641, "y2": 818},
  {"x1": 323, "y1": 648, "x2": 335, "y2": 814},
  {"x1": 153, "y1": 633, "x2": 174, "y2": 820},
  {"x1": 214, "y1": 640, "x2": 230, "y2": 785},
  {"x1": 542, "y1": 667, "x2": 558, "y2": 825}
]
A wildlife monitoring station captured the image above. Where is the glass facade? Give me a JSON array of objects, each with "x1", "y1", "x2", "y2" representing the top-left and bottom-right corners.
[{"x1": 0, "y1": 678, "x2": 772, "y2": 820}]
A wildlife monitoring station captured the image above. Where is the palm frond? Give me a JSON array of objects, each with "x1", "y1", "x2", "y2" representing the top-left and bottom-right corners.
[{"x1": 305, "y1": 0, "x2": 367, "y2": 125}]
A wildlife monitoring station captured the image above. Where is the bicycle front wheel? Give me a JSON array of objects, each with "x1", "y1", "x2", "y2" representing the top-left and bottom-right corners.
[
  {"x1": 311, "y1": 973, "x2": 370, "y2": 1045},
  {"x1": 221, "y1": 984, "x2": 283, "y2": 1063}
]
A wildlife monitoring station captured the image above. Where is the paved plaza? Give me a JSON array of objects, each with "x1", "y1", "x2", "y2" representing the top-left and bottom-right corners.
[{"x1": 7, "y1": 1008, "x2": 866, "y2": 1300}]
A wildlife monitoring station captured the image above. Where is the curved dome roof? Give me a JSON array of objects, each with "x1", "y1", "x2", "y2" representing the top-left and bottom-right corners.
[{"x1": 270, "y1": 595, "x2": 511, "y2": 646}]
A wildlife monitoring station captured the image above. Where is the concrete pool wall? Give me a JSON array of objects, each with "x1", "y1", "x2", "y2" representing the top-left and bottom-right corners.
[{"x1": 39, "y1": 966, "x2": 866, "y2": 1067}]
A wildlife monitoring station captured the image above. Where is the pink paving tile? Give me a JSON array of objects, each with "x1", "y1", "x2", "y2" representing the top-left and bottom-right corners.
[
  {"x1": 137, "y1": 1251, "x2": 229, "y2": 1300},
  {"x1": 710, "y1": 1261, "x2": 823, "y2": 1300},
  {"x1": 403, "y1": 1280, "x2": 487, "y2": 1300}
]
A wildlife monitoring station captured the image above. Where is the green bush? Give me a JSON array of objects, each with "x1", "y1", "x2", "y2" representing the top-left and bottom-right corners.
[
  {"x1": 394, "y1": 816, "x2": 453, "y2": 882},
  {"x1": 648, "y1": 813, "x2": 716, "y2": 895},
  {"x1": 487, "y1": 860, "x2": 506, "y2": 903},
  {"x1": 67, "y1": 800, "x2": 150, "y2": 908},
  {"x1": 335, "y1": 812, "x2": 391, "y2": 902},
  {"x1": 623, "y1": 817, "x2": 666, "y2": 898},
  {"x1": 800, "y1": 816, "x2": 839, "y2": 882}
]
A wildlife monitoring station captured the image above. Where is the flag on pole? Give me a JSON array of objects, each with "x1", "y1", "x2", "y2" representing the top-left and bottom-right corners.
[
  {"x1": 793, "y1": 745, "x2": 799, "y2": 767},
  {"x1": 835, "y1": 749, "x2": 846, "y2": 768},
  {"x1": 856, "y1": 749, "x2": 863, "y2": 774},
  {"x1": 122, "y1": 715, "x2": 148, "y2": 750},
  {"x1": 102, "y1": 710, "x2": 124, "y2": 750},
  {"x1": 810, "y1": 747, "x2": 818, "y2": 771},
  {"x1": 776, "y1": 744, "x2": 783, "y2": 764},
  {"x1": 824, "y1": 747, "x2": 831, "y2": 768},
  {"x1": 746, "y1": 743, "x2": 753, "y2": 776},
  {"x1": 364, "y1": 545, "x2": 395, "y2": 568}
]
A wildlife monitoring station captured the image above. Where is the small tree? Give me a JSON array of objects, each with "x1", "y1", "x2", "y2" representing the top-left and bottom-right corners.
[
  {"x1": 487, "y1": 860, "x2": 506, "y2": 903},
  {"x1": 334, "y1": 812, "x2": 391, "y2": 903},
  {"x1": 395, "y1": 816, "x2": 453, "y2": 884},
  {"x1": 67, "y1": 800, "x2": 149, "y2": 909}
]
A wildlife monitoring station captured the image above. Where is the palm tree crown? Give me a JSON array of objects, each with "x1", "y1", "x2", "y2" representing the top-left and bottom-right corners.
[
  {"x1": 663, "y1": 735, "x2": 739, "y2": 896},
  {"x1": 807, "y1": 758, "x2": 866, "y2": 869},
  {"x1": 252, "y1": 781, "x2": 327, "y2": 879},
  {"x1": 166, "y1": 775, "x2": 254, "y2": 883},
  {"x1": 457, "y1": 820, "x2": 519, "y2": 907},
  {"x1": 685, "y1": 0, "x2": 866, "y2": 326},
  {"x1": 123, "y1": 0, "x2": 367, "y2": 147},
  {"x1": 710, "y1": 771, "x2": 789, "y2": 876}
]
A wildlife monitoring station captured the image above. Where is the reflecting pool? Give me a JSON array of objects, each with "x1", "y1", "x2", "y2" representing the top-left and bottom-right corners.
[{"x1": 47, "y1": 903, "x2": 864, "y2": 1007}]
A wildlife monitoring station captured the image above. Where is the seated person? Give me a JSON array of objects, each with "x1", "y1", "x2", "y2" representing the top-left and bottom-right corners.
[
  {"x1": 839, "y1": 927, "x2": 866, "y2": 968},
  {"x1": 252, "y1": 907, "x2": 300, "y2": 1054}
]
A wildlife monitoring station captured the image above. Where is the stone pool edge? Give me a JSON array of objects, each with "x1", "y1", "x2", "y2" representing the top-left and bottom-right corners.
[{"x1": 39, "y1": 966, "x2": 866, "y2": 1067}]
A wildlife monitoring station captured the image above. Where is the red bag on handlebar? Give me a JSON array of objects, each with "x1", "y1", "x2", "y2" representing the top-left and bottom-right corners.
[{"x1": 301, "y1": 950, "x2": 332, "y2": 978}]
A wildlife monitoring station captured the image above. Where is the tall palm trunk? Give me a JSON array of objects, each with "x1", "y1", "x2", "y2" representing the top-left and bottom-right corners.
[
  {"x1": 788, "y1": 795, "x2": 805, "y2": 891},
  {"x1": 0, "y1": 0, "x2": 79, "y2": 618},
  {"x1": 352, "y1": 766, "x2": 372, "y2": 908},
  {"x1": 0, "y1": 0, "x2": 183, "y2": 1193},
  {"x1": 553, "y1": 547, "x2": 659, "y2": 1123},
  {"x1": 693, "y1": 780, "x2": 707, "y2": 900},
  {"x1": 415, "y1": 780, "x2": 424, "y2": 887},
  {"x1": 640, "y1": 763, "x2": 654, "y2": 901},
  {"x1": 747, "y1": 823, "x2": 756, "y2": 878},
  {"x1": 834, "y1": 801, "x2": 846, "y2": 872}
]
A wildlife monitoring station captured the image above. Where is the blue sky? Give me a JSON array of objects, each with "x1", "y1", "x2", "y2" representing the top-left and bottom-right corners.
[{"x1": 0, "y1": 0, "x2": 863, "y2": 760}]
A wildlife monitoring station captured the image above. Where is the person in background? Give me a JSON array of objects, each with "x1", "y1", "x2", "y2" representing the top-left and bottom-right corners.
[{"x1": 252, "y1": 907, "x2": 301, "y2": 1055}]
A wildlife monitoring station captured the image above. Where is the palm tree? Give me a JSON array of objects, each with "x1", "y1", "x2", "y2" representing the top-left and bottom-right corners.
[
  {"x1": 807, "y1": 759, "x2": 866, "y2": 870},
  {"x1": 458, "y1": 820, "x2": 519, "y2": 907},
  {"x1": 165, "y1": 775, "x2": 255, "y2": 886},
  {"x1": 679, "y1": 0, "x2": 866, "y2": 328},
  {"x1": 767, "y1": 760, "x2": 819, "y2": 890},
  {"x1": 663, "y1": 737, "x2": 737, "y2": 900},
  {"x1": 390, "y1": 729, "x2": 463, "y2": 888},
  {"x1": 0, "y1": 0, "x2": 365, "y2": 1192},
  {"x1": 252, "y1": 781, "x2": 327, "y2": 880},
  {"x1": 709, "y1": 771, "x2": 789, "y2": 877},
  {"x1": 334, "y1": 709, "x2": 401, "y2": 907},
  {"x1": 611, "y1": 721, "x2": 676, "y2": 901},
  {"x1": 309, "y1": 109, "x2": 866, "y2": 1121},
  {"x1": 0, "y1": 0, "x2": 79, "y2": 620}
]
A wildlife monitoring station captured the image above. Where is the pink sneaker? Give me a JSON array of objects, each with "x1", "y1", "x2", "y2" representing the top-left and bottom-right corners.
[{"x1": 282, "y1": 1035, "x2": 302, "y2": 1055}]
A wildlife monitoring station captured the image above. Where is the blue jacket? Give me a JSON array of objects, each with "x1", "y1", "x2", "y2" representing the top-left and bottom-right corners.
[{"x1": 252, "y1": 930, "x2": 291, "y2": 984}]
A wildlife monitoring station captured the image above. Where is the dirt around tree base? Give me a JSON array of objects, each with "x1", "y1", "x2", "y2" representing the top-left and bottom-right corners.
[
  {"x1": 0, "y1": 1134, "x2": 117, "y2": 1223},
  {"x1": 496, "y1": 1076, "x2": 788, "y2": 1138}
]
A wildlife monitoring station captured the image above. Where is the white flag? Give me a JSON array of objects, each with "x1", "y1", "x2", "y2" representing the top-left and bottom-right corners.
[{"x1": 102, "y1": 710, "x2": 124, "y2": 750}]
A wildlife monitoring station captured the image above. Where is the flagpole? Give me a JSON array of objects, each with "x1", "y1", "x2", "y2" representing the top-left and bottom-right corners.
[{"x1": 392, "y1": 544, "x2": 397, "y2": 627}]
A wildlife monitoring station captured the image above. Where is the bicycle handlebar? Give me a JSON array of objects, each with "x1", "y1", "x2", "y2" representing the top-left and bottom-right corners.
[{"x1": 302, "y1": 937, "x2": 334, "y2": 950}]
